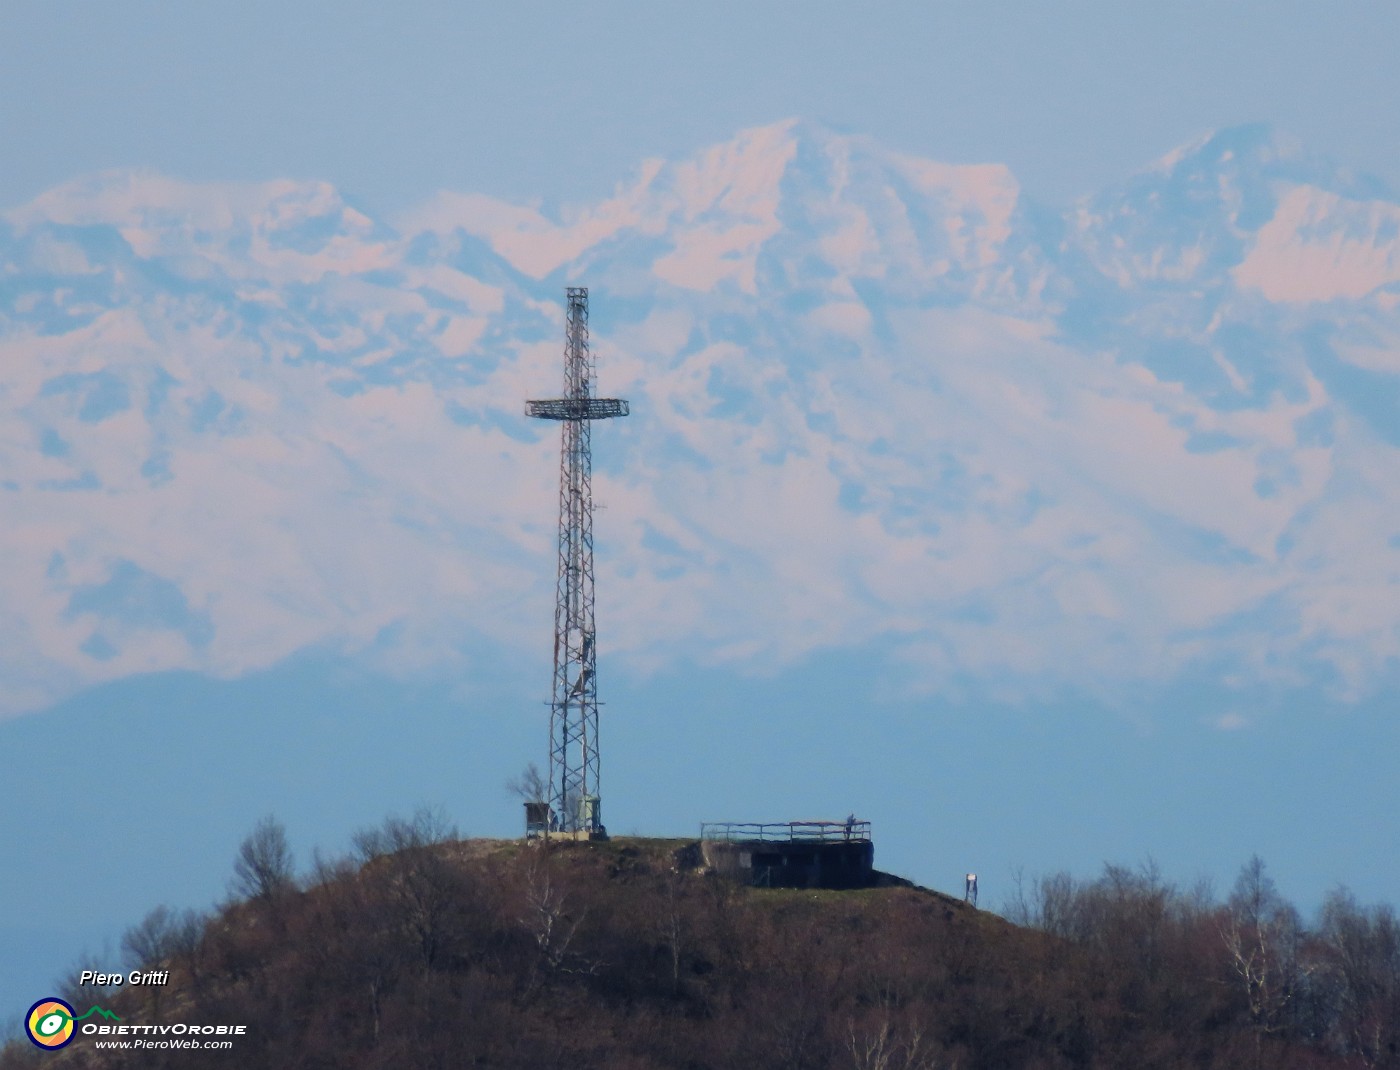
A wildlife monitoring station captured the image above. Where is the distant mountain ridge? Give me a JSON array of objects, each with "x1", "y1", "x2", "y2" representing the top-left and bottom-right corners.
[{"x1": 1, "y1": 120, "x2": 1397, "y2": 717}]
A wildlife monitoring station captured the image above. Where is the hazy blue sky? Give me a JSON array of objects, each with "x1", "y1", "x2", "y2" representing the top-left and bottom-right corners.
[
  {"x1": 2, "y1": 2, "x2": 1397, "y2": 216},
  {"x1": 3, "y1": 0, "x2": 1399, "y2": 1031}
]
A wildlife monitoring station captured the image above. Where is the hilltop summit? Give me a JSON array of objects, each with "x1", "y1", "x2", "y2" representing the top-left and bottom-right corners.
[{"x1": 5, "y1": 833, "x2": 1386, "y2": 1070}]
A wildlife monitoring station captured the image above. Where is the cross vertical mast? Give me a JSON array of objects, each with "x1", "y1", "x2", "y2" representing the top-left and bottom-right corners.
[{"x1": 526, "y1": 287, "x2": 628, "y2": 835}]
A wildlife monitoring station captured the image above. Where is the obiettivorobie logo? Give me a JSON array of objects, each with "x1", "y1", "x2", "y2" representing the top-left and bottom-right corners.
[
  {"x1": 24, "y1": 995, "x2": 247, "y2": 1052},
  {"x1": 25, "y1": 998, "x2": 121, "y2": 1050}
]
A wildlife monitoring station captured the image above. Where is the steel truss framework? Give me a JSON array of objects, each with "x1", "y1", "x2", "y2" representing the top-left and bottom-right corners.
[{"x1": 526, "y1": 287, "x2": 628, "y2": 834}]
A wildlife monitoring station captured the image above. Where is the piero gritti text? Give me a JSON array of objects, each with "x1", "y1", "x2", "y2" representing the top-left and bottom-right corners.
[{"x1": 79, "y1": 969, "x2": 170, "y2": 987}]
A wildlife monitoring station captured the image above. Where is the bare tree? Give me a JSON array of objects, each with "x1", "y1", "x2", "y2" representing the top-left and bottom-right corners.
[
  {"x1": 848, "y1": 1004, "x2": 942, "y2": 1070},
  {"x1": 231, "y1": 815, "x2": 294, "y2": 901},
  {"x1": 122, "y1": 904, "x2": 203, "y2": 969},
  {"x1": 308, "y1": 846, "x2": 358, "y2": 889},
  {"x1": 658, "y1": 868, "x2": 685, "y2": 996},
  {"x1": 1221, "y1": 856, "x2": 1311, "y2": 1066},
  {"x1": 1008, "y1": 869, "x2": 1084, "y2": 942},
  {"x1": 1318, "y1": 888, "x2": 1400, "y2": 1069},
  {"x1": 518, "y1": 851, "x2": 595, "y2": 986},
  {"x1": 351, "y1": 805, "x2": 456, "y2": 863},
  {"x1": 506, "y1": 761, "x2": 548, "y2": 803},
  {"x1": 55, "y1": 952, "x2": 119, "y2": 1012},
  {"x1": 346, "y1": 807, "x2": 464, "y2": 974},
  {"x1": 119, "y1": 905, "x2": 203, "y2": 1017}
]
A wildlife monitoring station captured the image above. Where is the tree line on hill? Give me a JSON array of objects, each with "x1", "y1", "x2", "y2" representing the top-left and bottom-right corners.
[{"x1": 3, "y1": 812, "x2": 1397, "y2": 1069}]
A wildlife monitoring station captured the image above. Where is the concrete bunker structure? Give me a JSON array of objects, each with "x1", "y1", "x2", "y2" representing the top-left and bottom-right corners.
[{"x1": 701, "y1": 821, "x2": 874, "y2": 889}]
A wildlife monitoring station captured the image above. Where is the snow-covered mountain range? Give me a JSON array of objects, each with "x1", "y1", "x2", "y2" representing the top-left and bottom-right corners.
[{"x1": 2, "y1": 120, "x2": 1397, "y2": 717}]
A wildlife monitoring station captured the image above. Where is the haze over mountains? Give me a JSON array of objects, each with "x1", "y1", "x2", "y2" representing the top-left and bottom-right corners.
[
  {"x1": 2, "y1": 118, "x2": 1398, "y2": 722},
  {"x1": 6, "y1": 116, "x2": 1400, "y2": 1043}
]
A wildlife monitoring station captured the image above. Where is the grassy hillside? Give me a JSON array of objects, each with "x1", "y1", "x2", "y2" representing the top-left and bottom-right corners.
[{"x1": 4, "y1": 821, "x2": 1393, "y2": 1069}]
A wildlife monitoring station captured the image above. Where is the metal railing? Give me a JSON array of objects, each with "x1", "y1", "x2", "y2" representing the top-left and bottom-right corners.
[{"x1": 700, "y1": 820, "x2": 871, "y2": 844}]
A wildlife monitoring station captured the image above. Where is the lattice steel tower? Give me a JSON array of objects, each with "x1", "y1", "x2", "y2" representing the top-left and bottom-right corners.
[{"x1": 526, "y1": 287, "x2": 629, "y2": 836}]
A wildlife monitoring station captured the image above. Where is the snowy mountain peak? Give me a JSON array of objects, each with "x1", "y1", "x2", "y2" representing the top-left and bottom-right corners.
[{"x1": 0, "y1": 123, "x2": 1398, "y2": 718}]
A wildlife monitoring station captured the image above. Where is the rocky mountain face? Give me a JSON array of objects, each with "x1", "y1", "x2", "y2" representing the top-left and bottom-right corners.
[{"x1": 2, "y1": 120, "x2": 1397, "y2": 714}]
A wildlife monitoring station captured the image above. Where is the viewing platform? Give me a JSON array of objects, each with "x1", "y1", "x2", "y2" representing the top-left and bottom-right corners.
[{"x1": 700, "y1": 820, "x2": 874, "y2": 889}]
